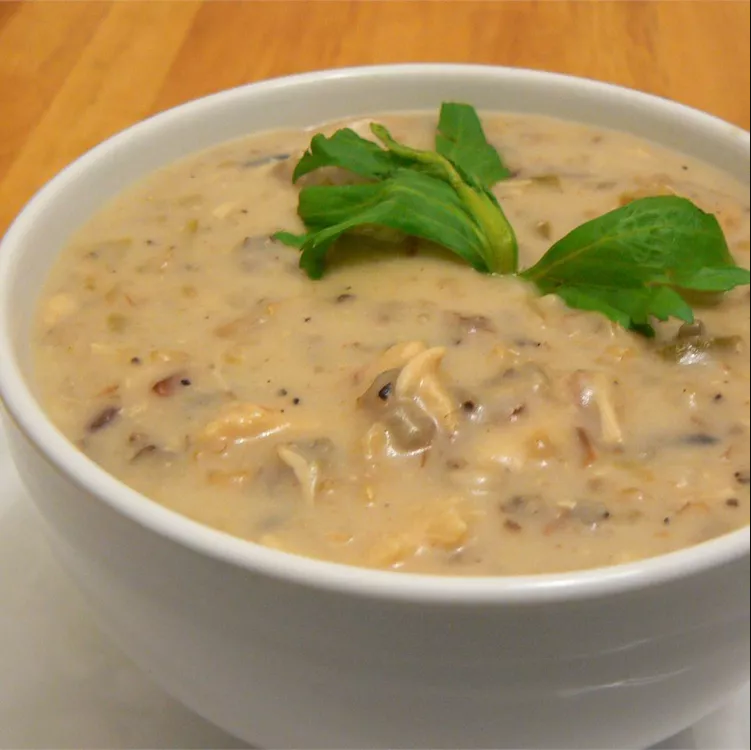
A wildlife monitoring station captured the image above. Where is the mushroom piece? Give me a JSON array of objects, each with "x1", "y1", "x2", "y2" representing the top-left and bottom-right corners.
[
  {"x1": 676, "y1": 321, "x2": 707, "y2": 340},
  {"x1": 444, "y1": 312, "x2": 497, "y2": 337},
  {"x1": 658, "y1": 322, "x2": 743, "y2": 365},
  {"x1": 357, "y1": 347, "x2": 457, "y2": 458},
  {"x1": 500, "y1": 494, "x2": 548, "y2": 518},
  {"x1": 568, "y1": 500, "x2": 611, "y2": 527},
  {"x1": 362, "y1": 401, "x2": 438, "y2": 459},
  {"x1": 356, "y1": 368, "x2": 402, "y2": 412},
  {"x1": 242, "y1": 152, "x2": 291, "y2": 169},
  {"x1": 151, "y1": 372, "x2": 189, "y2": 397},
  {"x1": 87, "y1": 405, "x2": 121, "y2": 433},
  {"x1": 480, "y1": 362, "x2": 550, "y2": 422},
  {"x1": 382, "y1": 402, "x2": 437, "y2": 455}
]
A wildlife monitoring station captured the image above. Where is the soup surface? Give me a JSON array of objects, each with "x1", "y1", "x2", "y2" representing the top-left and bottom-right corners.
[{"x1": 33, "y1": 112, "x2": 750, "y2": 575}]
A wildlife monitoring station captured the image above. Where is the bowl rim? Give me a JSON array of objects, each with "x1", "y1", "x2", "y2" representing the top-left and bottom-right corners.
[{"x1": 1, "y1": 62, "x2": 749, "y2": 605}]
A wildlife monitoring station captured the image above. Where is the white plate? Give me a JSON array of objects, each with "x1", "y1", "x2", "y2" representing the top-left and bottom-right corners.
[{"x1": 0, "y1": 418, "x2": 748, "y2": 750}]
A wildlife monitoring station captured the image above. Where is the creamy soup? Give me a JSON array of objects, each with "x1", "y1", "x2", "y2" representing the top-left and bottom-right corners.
[{"x1": 33, "y1": 113, "x2": 750, "y2": 575}]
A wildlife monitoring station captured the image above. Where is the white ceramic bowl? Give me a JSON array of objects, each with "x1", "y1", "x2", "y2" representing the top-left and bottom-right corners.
[{"x1": 0, "y1": 64, "x2": 749, "y2": 749}]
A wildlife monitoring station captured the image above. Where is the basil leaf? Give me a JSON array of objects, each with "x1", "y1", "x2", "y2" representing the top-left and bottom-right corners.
[
  {"x1": 522, "y1": 196, "x2": 749, "y2": 330},
  {"x1": 435, "y1": 102, "x2": 512, "y2": 187},
  {"x1": 671, "y1": 266, "x2": 751, "y2": 292},
  {"x1": 294, "y1": 169, "x2": 490, "y2": 279},
  {"x1": 371, "y1": 123, "x2": 517, "y2": 273},
  {"x1": 555, "y1": 286, "x2": 694, "y2": 337},
  {"x1": 292, "y1": 128, "x2": 399, "y2": 182},
  {"x1": 275, "y1": 105, "x2": 749, "y2": 338}
]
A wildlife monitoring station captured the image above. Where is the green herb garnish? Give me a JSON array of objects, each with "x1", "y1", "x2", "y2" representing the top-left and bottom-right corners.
[
  {"x1": 274, "y1": 103, "x2": 750, "y2": 335},
  {"x1": 522, "y1": 196, "x2": 749, "y2": 335},
  {"x1": 434, "y1": 101, "x2": 513, "y2": 187},
  {"x1": 276, "y1": 103, "x2": 517, "y2": 277}
]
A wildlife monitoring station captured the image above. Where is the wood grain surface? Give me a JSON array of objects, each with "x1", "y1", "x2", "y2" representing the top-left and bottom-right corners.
[{"x1": 0, "y1": 1, "x2": 749, "y2": 236}]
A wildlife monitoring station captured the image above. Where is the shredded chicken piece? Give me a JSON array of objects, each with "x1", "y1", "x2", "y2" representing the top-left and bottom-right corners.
[
  {"x1": 395, "y1": 347, "x2": 458, "y2": 432},
  {"x1": 591, "y1": 372, "x2": 624, "y2": 445},
  {"x1": 354, "y1": 340, "x2": 427, "y2": 386},
  {"x1": 367, "y1": 497, "x2": 472, "y2": 568},
  {"x1": 43, "y1": 293, "x2": 78, "y2": 327},
  {"x1": 277, "y1": 445, "x2": 320, "y2": 504},
  {"x1": 368, "y1": 534, "x2": 419, "y2": 568},
  {"x1": 201, "y1": 402, "x2": 291, "y2": 444},
  {"x1": 214, "y1": 300, "x2": 277, "y2": 339},
  {"x1": 423, "y1": 504, "x2": 470, "y2": 549},
  {"x1": 472, "y1": 431, "x2": 528, "y2": 471},
  {"x1": 572, "y1": 370, "x2": 624, "y2": 446}
]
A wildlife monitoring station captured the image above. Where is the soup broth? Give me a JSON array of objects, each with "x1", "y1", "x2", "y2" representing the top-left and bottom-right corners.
[{"x1": 33, "y1": 113, "x2": 751, "y2": 575}]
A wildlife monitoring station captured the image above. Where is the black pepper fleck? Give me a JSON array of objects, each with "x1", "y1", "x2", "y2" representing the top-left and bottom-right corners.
[
  {"x1": 714, "y1": 393, "x2": 724, "y2": 402},
  {"x1": 734, "y1": 470, "x2": 750, "y2": 485},
  {"x1": 130, "y1": 356, "x2": 142, "y2": 365},
  {"x1": 663, "y1": 517, "x2": 672, "y2": 526},
  {"x1": 278, "y1": 388, "x2": 289, "y2": 397},
  {"x1": 180, "y1": 378, "x2": 192, "y2": 387},
  {"x1": 726, "y1": 498, "x2": 740, "y2": 508},
  {"x1": 377, "y1": 383, "x2": 393, "y2": 401},
  {"x1": 304, "y1": 317, "x2": 312, "y2": 323},
  {"x1": 292, "y1": 397, "x2": 301, "y2": 406},
  {"x1": 462, "y1": 400, "x2": 476, "y2": 413},
  {"x1": 336, "y1": 293, "x2": 356, "y2": 304}
]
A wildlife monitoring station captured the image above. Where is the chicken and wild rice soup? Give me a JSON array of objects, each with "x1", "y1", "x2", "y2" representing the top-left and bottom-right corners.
[{"x1": 33, "y1": 110, "x2": 750, "y2": 575}]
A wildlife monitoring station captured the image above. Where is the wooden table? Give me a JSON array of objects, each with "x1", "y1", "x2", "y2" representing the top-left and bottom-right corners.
[{"x1": 1, "y1": 1, "x2": 749, "y2": 236}]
